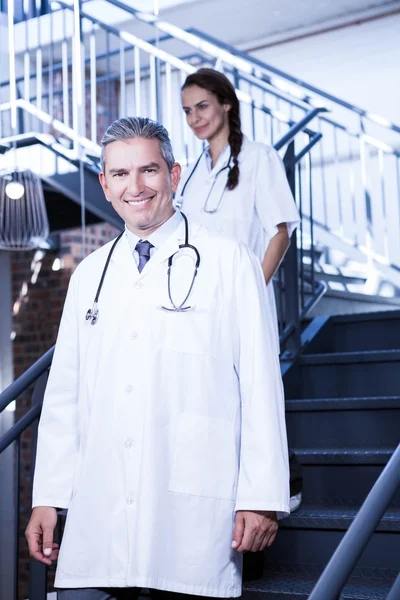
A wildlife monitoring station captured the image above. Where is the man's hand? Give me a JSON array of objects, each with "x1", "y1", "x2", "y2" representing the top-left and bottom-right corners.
[
  {"x1": 232, "y1": 510, "x2": 278, "y2": 552},
  {"x1": 25, "y1": 506, "x2": 59, "y2": 565}
]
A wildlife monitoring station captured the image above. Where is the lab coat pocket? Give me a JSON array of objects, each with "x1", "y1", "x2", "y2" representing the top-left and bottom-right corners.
[
  {"x1": 168, "y1": 412, "x2": 237, "y2": 501},
  {"x1": 158, "y1": 293, "x2": 223, "y2": 358}
]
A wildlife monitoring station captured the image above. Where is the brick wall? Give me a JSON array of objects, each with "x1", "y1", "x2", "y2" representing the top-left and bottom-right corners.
[{"x1": 12, "y1": 223, "x2": 120, "y2": 599}]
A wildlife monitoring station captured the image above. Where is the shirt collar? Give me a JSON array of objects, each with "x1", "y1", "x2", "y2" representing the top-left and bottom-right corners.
[
  {"x1": 125, "y1": 210, "x2": 183, "y2": 254},
  {"x1": 204, "y1": 143, "x2": 230, "y2": 173},
  {"x1": 204, "y1": 136, "x2": 251, "y2": 172}
]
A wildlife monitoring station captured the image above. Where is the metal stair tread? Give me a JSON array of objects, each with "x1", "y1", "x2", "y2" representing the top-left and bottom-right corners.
[
  {"x1": 286, "y1": 396, "x2": 400, "y2": 411},
  {"x1": 300, "y1": 349, "x2": 400, "y2": 365},
  {"x1": 281, "y1": 505, "x2": 400, "y2": 532},
  {"x1": 243, "y1": 566, "x2": 398, "y2": 599},
  {"x1": 332, "y1": 310, "x2": 400, "y2": 324},
  {"x1": 294, "y1": 448, "x2": 394, "y2": 464}
]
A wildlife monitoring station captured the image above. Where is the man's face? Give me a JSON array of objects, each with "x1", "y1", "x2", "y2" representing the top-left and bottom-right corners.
[{"x1": 99, "y1": 137, "x2": 181, "y2": 236}]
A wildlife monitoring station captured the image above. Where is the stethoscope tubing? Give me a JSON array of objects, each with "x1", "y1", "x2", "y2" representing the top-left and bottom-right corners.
[
  {"x1": 178, "y1": 149, "x2": 232, "y2": 213},
  {"x1": 85, "y1": 212, "x2": 199, "y2": 324}
]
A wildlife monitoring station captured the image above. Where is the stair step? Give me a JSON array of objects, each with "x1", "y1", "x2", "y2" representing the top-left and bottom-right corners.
[
  {"x1": 301, "y1": 349, "x2": 400, "y2": 365},
  {"x1": 282, "y1": 506, "x2": 400, "y2": 532},
  {"x1": 286, "y1": 396, "x2": 400, "y2": 410},
  {"x1": 295, "y1": 449, "x2": 394, "y2": 464},
  {"x1": 264, "y1": 529, "x2": 399, "y2": 571},
  {"x1": 299, "y1": 463, "x2": 400, "y2": 509},
  {"x1": 293, "y1": 351, "x2": 400, "y2": 398},
  {"x1": 243, "y1": 567, "x2": 398, "y2": 600},
  {"x1": 303, "y1": 311, "x2": 400, "y2": 354},
  {"x1": 286, "y1": 400, "x2": 399, "y2": 448}
]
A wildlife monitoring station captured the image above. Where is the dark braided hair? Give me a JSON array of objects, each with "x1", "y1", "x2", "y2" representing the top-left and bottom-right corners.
[{"x1": 182, "y1": 68, "x2": 243, "y2": 190}]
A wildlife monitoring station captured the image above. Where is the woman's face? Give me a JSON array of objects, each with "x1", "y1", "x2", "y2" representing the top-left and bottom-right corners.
[{"x1": 182, "y1": 85, "x2": 230, "y2": 142}]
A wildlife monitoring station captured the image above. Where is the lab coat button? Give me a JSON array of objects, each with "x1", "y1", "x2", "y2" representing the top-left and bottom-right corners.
[
  {"x1": 126, "y1": 495, "x2": 135, "y2": 505},
  {"x1": 135, "y1": 281, "x2": 144, "y2": 289},
  {"x1": 125, "y1": 384, "x2": 133, "y2": 393},
  {"x1": 125, "y1": 438, "x2": 134, "y2": 449},
  {"x1": 130, "y1": 331, "x2": 138, "y2": 340}
]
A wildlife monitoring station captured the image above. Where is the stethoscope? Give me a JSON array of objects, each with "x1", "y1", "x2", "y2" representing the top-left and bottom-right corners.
[
  {"x1": 85, "y1": 212, "x2": 200, "y2": 325},
  {"x1": 176, "y1": 149, "x2": 232, "y2": 213}
]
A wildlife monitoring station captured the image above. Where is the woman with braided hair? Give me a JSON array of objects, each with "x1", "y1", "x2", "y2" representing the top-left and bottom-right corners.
[
  {"x1": 177, "y1": 68, "x2": 299, "y2": 348},
  {"x1": 177, "y1": 68, "x2": 303, "y2": 520}
]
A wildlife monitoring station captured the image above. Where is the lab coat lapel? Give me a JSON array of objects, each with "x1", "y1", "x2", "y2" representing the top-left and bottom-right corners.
[
  {"x1": 139, "y1": 218, "x2": 202, "y2": 279},
  {"x1": 108, "y1": 218, "x2": 202, "y2": 281}
]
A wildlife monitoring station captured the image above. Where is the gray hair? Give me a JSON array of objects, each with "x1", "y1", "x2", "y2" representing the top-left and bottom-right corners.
[{"x1": 100, "y1": 116, "x2": 175, "y2": 172}]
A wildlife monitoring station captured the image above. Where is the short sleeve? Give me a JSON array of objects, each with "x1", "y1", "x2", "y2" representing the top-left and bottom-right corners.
[{"x1": 254, "y1": 144, "x2": 300, "y2": 241}]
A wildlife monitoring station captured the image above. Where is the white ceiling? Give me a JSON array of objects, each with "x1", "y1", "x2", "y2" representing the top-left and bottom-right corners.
[{"x1": 155, "y1": 0, "x2": 400, "y2": 48}]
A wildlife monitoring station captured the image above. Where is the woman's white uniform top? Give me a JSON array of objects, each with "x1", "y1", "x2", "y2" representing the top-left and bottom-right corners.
[
  {"x1": 32, "y1": 214, "x2": 290, "y2": 596},
  {"x1": 176, "y1": 136, "x2": 300, "y2": 350}
]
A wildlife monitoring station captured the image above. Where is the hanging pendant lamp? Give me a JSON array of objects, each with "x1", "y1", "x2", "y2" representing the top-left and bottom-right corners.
[{"x1": 0, "y1": 168, "x2": 50, "y2": 250}]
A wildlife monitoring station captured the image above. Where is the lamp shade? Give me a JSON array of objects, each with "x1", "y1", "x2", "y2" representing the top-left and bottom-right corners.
[{"x1": 0, "y1": 169, "x2": 49, "y2": 250}]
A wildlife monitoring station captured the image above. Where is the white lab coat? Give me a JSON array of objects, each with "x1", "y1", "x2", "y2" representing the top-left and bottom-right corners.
[
  {"x1": 32, "y1": 218, "x2": 290, "y2": 596},
  {"x1": 176, "y1": 137, "x2": 300, "y2": 352}
]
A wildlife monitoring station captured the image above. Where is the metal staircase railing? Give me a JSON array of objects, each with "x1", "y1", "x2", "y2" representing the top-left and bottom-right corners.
[
  {"x1": 63, "y1": 0, "x2": 400, "y2": 294},
  {"x1": 308, "y1": 442, "x2": 400, "y2": 600},
  {"x1": 2, "y1": 1, "x2": 400, "y2": 294}
]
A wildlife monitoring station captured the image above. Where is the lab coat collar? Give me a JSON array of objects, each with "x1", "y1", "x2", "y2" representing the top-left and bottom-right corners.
[{"x1": 205, "y1": 135, "x2": 251, "y2": 175}]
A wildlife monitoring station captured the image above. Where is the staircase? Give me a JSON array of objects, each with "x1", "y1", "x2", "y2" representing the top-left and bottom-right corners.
[
  {"x1": 0, "y1": 3, "x2": 400, "y2": 600},
  {"x1": 242, "y1": 311, "x2": 400, "y2": 599}
]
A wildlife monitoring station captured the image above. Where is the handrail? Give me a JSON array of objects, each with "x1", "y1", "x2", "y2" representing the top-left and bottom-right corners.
[
  {"x1": 274, "y1": 109, "x2": 327, "y2": 151},
  {"x1": 0, "y1": 347, "x2": 54, "y2": 413},
  {"x1": 0, "y1": 403, "x2": 42, "y2": 453},
  {"x1": 187, "y1": 28, "x2": 400, "y2": 134},
  {"x1": 387, "y1": 571, "x2": 400, "y2": 600},
  {"x1": 308, "y1": 442, "x2": 400, "y2": 600},
  {"x1": 98, "y1": 0, "x2": 400, "y2": 135}
]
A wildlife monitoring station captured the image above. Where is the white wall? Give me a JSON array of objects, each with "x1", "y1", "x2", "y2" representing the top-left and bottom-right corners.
[{"x1": 249, "y1": 14, "x2": 400, "y2": 127}]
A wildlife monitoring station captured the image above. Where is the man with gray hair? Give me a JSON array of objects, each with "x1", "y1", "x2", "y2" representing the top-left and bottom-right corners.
[{"x1": 26, "y1": 117, "x2": 289, "y2": 600}]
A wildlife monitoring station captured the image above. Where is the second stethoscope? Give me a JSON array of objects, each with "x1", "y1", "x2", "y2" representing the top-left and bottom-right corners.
[
  {"x1": 85, "y1": 213, "x2": 200, "y2": 325},
  {"x1": 176, "y1": 149, "x2": 232, "y2": 213}
]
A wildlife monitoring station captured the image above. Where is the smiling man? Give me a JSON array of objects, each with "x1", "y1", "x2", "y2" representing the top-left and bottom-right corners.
[{"x1": 26, "y1": 117, "x2": 290, "y2": 600}]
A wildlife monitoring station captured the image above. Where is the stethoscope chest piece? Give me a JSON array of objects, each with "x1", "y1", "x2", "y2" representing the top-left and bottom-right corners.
[{"x1": 86, "y1": 302, "x2": 99, "y2": 325}]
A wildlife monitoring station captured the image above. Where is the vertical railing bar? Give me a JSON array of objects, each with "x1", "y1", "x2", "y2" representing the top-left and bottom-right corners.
[
  {"x1": 90, "y1": 28, "x2": 97, "y2": 142},
  {"x1": 119, "y1": 38, "x2": 126, "y2": 119},
  {"x1": 180, "y1": 69, "x2": 190, "y2": 166},
  {"x1": 14, "y1": 438, "x2": 21, "y2": 600},
  {"x1": 333, "y1": 127, "x2": 343, "y2": 235},
  {"x1": 347, "y1": 134, "x2": 358, "y2": 246},
  {"x1": 318, "y1": 121, "x2": 328, "y2": 229},
  {"x1": 134, "y1": 46, "x2": 141, "y2": 116},
  {"x1": 359, "y1": 135, "x2": 374, "y2": 274},
  {"x1": 106, "y1": 32, "x2": 112, "y2": 124},
  {"x1": 251, "y1": 99, "x2": 256, "y2": 141},
  {"x1": 48, "y1": 7, "x2": 55, "y2": 119},
  {"x1": 150, "y1": 54, "x2": 157, "y2": 121},
  {"x1": 378, "y1": 148, "x2": 388, "y2": 261},
  {"x1": 270, "y1": 113, "x2": 274, "y2": 146},
  {"x1": 308, "y1": 149, "x2": 315, "y2": 296},
  {"x1": 396, "y1": 157, "x2": 400, "y2": 263},
  {"x1": 23, "y1": 6, "x2": 31, "y2": 132},
  {"x1": 165, "y1": 62, "x2": 172, "y2": 135},
  {"x1": 298, "y1": 159, "x2": 305, "y2": 310},
  {"x1": 36, "y1": 0, "x2": 42, "y2": 130},
  {"x1": 62, "y1": 13, "x2": 70, "y2": 128}
]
